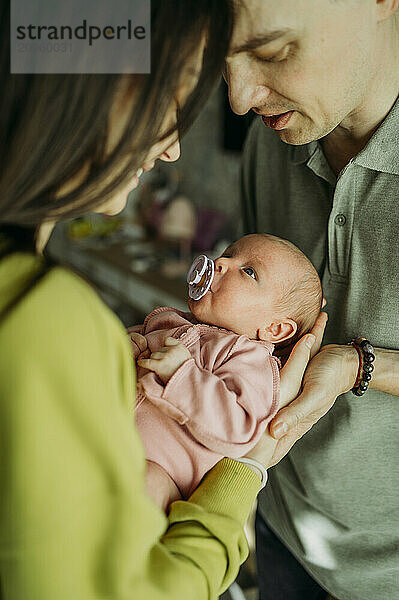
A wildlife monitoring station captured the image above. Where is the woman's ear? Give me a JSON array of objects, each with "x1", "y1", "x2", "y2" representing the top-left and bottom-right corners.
[{"x1": 257, "y1": 319, "x2": 298, "y2": 344}]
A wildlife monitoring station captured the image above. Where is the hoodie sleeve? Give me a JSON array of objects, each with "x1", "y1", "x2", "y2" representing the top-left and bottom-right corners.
[{"x1": 138, "y1": 335, "x2": 280, "y2": 456}]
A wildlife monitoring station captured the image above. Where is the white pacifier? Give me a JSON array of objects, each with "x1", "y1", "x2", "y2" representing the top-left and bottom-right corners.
[{"x1": 187, "y1": 254, "x2": 215, "y2": 300}]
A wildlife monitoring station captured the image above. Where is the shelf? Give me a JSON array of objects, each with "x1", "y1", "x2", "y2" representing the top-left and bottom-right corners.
[{"x1": 49, "y1": 235, "x2": 188, "y2": 315}]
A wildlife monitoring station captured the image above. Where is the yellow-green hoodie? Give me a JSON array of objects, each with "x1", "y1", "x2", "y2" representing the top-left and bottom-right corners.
[{"x1": 0, "y1": 251, "x2": 260, "y2": 599}]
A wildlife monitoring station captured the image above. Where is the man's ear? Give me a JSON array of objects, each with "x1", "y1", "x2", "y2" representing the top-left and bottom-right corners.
[
  {"x1": 257, "y1": 319, "x2": 298, "y2": 344},
  {"x1": 376, "y1": 0, "x2": 399, "y2": 22}
]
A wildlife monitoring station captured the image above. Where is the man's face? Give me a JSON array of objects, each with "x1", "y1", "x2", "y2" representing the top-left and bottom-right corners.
[{"x1": 225, "y1": 0, "x2": 378, "y2": 144}]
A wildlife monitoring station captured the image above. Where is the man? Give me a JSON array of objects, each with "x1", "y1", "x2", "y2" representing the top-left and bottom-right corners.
[{"x1": 224, "y1": 1, "x2": 399, "y2": 598}]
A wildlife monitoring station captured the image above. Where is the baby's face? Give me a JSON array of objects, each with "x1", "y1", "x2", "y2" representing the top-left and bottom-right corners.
[{"x1": 188, "y1": 235, "x2": 295, "y2": 339}]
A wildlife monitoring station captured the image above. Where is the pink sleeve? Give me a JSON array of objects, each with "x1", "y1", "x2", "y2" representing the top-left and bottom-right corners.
[{"x1": 138, "y1": 336, "x2": 280, "y2": 456}]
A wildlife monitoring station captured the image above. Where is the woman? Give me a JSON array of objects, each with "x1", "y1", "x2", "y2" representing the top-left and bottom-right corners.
[{"x1": 0, "y1": 2, "x2": 326, "y2": 598}]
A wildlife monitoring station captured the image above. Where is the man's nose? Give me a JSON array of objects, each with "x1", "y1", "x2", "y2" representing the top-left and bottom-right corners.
[{"x1": 226, "y1": 61, "x2": 272, "y2": 115}]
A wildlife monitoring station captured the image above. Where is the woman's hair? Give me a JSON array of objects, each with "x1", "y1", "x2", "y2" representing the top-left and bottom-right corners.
[{"x1": 0, "y1": 1, "x2": 234, "y2": 226}]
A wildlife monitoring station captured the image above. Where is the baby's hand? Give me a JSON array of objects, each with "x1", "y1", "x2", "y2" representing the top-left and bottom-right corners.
[
  {"x1": 137, "y1": 337, "x2": 191, "y2": 384},
  {"x1": 129, "y1": 332, "x2": 149, "y2": 360},
  {"x1": 126, "y1": 324, "x2": 143, "y2": 335}
]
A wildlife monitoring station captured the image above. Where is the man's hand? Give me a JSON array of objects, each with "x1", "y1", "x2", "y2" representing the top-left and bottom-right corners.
[
  {"x1": 267, "y1": 342, "x2": 358, "y2": 466},
  {"x1": 137, "y1": 337, "x2": 191, "y2": 384},
  {"x1": 244, "y1": 312, "x2": 328, "y2": 468}
]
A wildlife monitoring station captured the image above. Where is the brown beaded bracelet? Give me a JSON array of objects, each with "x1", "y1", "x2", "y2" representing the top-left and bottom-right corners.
[{"x1": 348, "y1": 337, "x2": 375, "y2": 396}]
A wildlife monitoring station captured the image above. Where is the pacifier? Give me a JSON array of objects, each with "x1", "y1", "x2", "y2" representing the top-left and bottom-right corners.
[{"x1": 187, "y1": 254, "x2": 215, "y2": 300}]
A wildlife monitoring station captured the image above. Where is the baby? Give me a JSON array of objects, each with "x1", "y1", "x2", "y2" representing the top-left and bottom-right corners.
[{"x1": 129, "y1": 234, "x2": 322, "y2": 510}]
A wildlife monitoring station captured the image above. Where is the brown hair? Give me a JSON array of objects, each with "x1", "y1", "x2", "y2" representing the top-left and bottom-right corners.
[
  {"x1": 0, "y1": 1, "x2": 234, "y2": 226},
  {"x1": 268, "y1": 236, "x2": 323, "y2": 345}
]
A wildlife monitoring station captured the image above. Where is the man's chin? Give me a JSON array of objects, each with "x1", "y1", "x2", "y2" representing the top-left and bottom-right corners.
[
  {"x1": 276, "y1": 117, "x2": 339, "y2": 146},
  {"x1": 276, "y1": 126, "x2": 320, "y2": 146}
]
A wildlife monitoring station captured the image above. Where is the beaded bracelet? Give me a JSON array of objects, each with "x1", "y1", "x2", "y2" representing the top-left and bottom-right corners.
[{"x1": 349, "y1": 337, "x2": 375, "y2": 396}]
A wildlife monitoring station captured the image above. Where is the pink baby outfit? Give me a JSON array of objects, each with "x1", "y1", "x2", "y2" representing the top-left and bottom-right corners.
[{"x1": 134, "y1": 307, "x2": 280, "y2": 498}]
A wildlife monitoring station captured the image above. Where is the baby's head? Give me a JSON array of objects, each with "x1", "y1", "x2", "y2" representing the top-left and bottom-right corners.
[{"x1": 188, "y1": 234, "x2": 322, "y2": 345}]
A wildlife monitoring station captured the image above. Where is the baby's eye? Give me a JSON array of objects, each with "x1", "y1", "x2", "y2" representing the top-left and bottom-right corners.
[{"x1": 242, "y1": 266, "x2": 256, "y2": 280}]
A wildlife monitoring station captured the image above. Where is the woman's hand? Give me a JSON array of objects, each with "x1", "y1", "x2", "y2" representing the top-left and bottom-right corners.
[{"x1": 243, "y1": 312, "x2": 328, "y2": 469}]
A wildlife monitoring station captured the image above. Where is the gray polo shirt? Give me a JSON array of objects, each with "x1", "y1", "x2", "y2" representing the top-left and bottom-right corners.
[{"x1": 241, "y1": 97, "x2": 399, "y2": 599}]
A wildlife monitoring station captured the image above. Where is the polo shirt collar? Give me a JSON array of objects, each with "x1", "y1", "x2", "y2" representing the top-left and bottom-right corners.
[
  {"x1": 289, "y1": 141, "x2": 316, "y2": 166},
  {"x1": 354, "y1": 95, "x2": 399, "y2": 175},
  {"x1": 289, "y1": 94, "x2": 399, "y2": 176},
  {"x1": 290, "y1": 141, "x2": 336, "y2": 186}
]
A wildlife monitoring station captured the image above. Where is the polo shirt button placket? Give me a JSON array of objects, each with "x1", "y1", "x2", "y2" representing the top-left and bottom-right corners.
[
  {"x1": 334, "y1": 213, "x2": 347, "y2": 226},
  {"x1": 328, "y1": 166, "x2": 354, "y2": 282}
]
